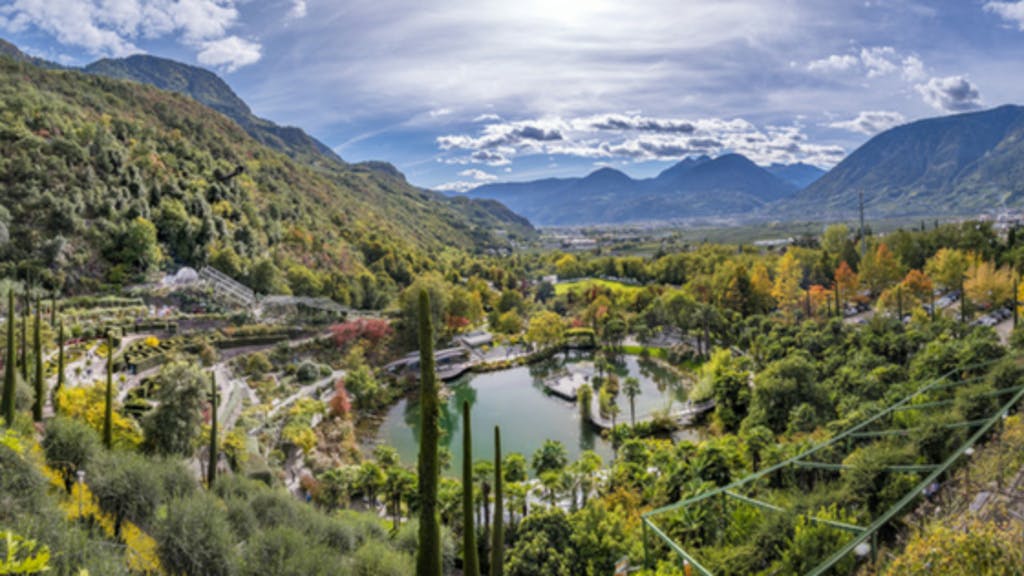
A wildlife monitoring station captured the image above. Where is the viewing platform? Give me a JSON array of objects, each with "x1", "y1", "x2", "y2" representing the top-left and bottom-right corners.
[{"x1": 542, "y1": 372, "x2": 589, "y2": 401}]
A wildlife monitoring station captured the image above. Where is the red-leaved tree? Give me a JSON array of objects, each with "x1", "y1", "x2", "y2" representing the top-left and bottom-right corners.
[
  {"x1": 330, "y1": 378, "x2": 352, "y2": 418},
  {"x1": 331, "y1": 318, "x2": 393, "y2": 359}
]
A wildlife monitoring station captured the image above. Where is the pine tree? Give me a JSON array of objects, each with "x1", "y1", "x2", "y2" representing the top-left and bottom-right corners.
[
  {"x1": 54, "y1": 320, "x2": 64, "y2": 414},
  {"x1": 32, "y1": 299, "x2": 42, "y2": 422},
  {"x1": 462, "y1": 400, "x2": 480, "y2": 576},
  {"x1": 415, "y1": 289, "x2": 442, "y2": 576},
  {"x1": 2, "y1": 289, "x2": 16, "y2": 426},
  {"x1": 103, "y1": 334, "x2": 113, "y2": 449},
  {"x1": 490, "y1": 426, "x2": 504, "y2": 576},
  {"x1": 207, "y1": 372, "x2": 218, "y2": 487}
]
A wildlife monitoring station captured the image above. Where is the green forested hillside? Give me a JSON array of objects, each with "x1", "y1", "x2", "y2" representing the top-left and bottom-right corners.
[
  {"x1": 0, "y1": 55, "x2": 533, "y2": 304},
  {"x1": 84, "y1": 54, "x2": 344, "y2": 167},
  {"x1": 785, "y1": 105, "x2": 1024, "y2": 218}
]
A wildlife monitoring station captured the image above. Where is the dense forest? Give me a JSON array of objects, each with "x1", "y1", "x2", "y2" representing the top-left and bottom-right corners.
[{"x1": 0, "y1": 54, "x2": 533, "y2": 305}]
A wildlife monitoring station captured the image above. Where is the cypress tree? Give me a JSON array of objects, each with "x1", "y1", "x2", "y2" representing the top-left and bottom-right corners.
[
  {"x1": 2, "y1": 290, "x2": 16, "y2": 426},
  {"x1": 103, "y1": 334, "x2": 113, "y2": 449},
  {"x1": 19, "y1": 294, "x2": 27, "y2": 382},
  {"x1": 50, "y1": 296, "x2": 56, "y2": 327},
  {"x1": 54, "y1": 320, "x2": 64, "y2": 415},
  {"x1": 208, "y1": 372, "x2": 218, "y2": 487},
  {"x1": 462, "y1": 400, "x2": 480, "y2": 576},
  {"x1": 32, "y1": 299, "x2": 42, "y2": 422},
  {"x1": 415, "y1": 290, "x2": 442, "y2": 576},
  {"x1": 490, "y1": 426, "x2": 504, "y2": 576}
]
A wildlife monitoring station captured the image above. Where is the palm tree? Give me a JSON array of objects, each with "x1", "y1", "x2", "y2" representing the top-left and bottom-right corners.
[
  {"x1": 473, "y1": 460, "x2": 495, "y2": 542},
  {"x1": 505, "y1": 482, "x2": 527, "y2": 526},
  {"x1": 608, "y1": 403, "x2": 621, "y2": 458},
  {"x1": 385, "y1": 467, "x2": 416, "y2": 531},
  {"x1": 537, "y1": 470, "x2": 568, "y2": 507},
  {"x1": 573, "y1": 451, "x2": 603, "y2": 507},
  {"x1": 358, "y1": 461, "x2": 386, "y2": 508},
  {"x1": 623, "y1": 377, "x2": 641, "y2": 427}
]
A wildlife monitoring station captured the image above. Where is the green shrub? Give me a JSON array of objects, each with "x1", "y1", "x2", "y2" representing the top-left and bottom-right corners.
[{"x1": 155, "y1": 493, "x2": 237, "y2": 576}]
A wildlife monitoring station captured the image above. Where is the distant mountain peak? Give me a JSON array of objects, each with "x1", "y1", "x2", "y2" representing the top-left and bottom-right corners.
[
  {"x1": 766, "y1": 162, "x2": 827, "y2": 189},
  {"x1": 468, "y1": 152, "x2": 797, "y2": 225},
  {"x1": 584, "y1": 166, "x2": 632, "y2": 181},
  {"x1": 84, "y1": 53, "x2": 344, "y2": 167}
]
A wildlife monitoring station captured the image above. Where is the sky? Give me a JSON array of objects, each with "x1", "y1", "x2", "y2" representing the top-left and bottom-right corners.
[{"x1": 2, "y1": 0, "x2": 1024, "y2": 193}]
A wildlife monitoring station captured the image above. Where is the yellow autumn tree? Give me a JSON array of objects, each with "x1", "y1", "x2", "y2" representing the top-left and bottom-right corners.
[
  {"x1": 859, "y1": 243, "x2": 903, "y2": 296},
  {"x1": 751, "y1": 262, "x2": 773, "y2": 298},
  {"x1": 964, "y1": 260, "x2": 1014, "y2": 308},
  {"x1": 924, "y1": 247, "x2": 971, "y2": 290},
  {"x1": 771, "y1": 250, "x2": 804, "y2": 315}
]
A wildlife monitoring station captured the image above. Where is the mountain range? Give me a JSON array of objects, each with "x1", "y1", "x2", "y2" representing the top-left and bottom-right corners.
[
  {"x1": 466, "y1": 104, "x2": 1024, "y2": 226},
  {"x1": 466, "y1": 153, "x2": 824, "y2": 225}
]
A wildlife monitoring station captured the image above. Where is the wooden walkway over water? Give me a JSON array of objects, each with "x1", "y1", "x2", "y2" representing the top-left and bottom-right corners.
[{"x1": 585, "y1": 398, "x2": 716, "y2": 430}]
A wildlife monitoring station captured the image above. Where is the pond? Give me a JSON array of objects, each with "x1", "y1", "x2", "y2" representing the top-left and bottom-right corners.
[{"x1": 375, "y1": 351, "x2": 694, "y2": 475}]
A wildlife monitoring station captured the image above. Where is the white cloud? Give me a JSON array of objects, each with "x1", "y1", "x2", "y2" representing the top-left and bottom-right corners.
[
  {"x1": 259, "y1": 0, "x2": 825, "y2": 126},
  {"x1": 916, "y1": 76, "x2": 983, "y2": 112},
  {"x1": 0, "y1": 0, "x2": 141, "y2": 56},
  {"x1": 287, "y1": 0, "x2": 307, "y2": 20},
  {"x1": 437, "y1": 113, "x2": 845, "y2": 167},
  {"x1": 807, "y1": 46, "x2": 926, "y2": 81},
  {"x1": 859, "y1": 46, "x2": 898, "y2": 77},
  {"x1": 806, "y1": 54, "x2": 858, "y2": 72},
  {"x1": 435, "y1": 180, "x2": 486, "y2": 193},
  {"x1": 428, "y1": 107, "x2": 453, "y2": 118},
  {"x1": 196, "y1": 35, "x2": 262, "y2": 72},
  {"x1": 900, "y1": 55, "x2": 926, "y2": 82},
  {"x1": 984, "y1": 1, "x2": 1024, "y2": 30},
  {"x1": 473, "y1": 113, "x2": 502, "y2": 123},
  {"x1": 829, "y1": 110, "x2": 906, "y2": 135},
  {"x1": 0, "y1": 0, "x2": 262, "y2": 71},
  {"x1": 458, "y1": 168, "x2": 497, "y2": 182}
]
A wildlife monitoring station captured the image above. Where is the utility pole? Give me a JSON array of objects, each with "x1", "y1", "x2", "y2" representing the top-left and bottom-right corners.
[{"x1": 859, "y1": 190, "x2": 867, "y2": 258}]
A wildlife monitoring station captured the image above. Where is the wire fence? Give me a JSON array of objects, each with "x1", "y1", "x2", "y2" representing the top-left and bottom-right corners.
[{"x1": 642, "y1": 357, "x2": 1024, "y2": 575}]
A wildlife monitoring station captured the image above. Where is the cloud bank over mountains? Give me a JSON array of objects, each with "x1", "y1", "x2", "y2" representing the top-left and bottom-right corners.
[{"x1": 2, "y1": 1, "x2": 1022, "y2": 192}]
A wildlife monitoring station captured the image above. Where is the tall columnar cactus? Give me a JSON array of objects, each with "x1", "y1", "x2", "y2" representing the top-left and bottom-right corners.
[
  {"x1": 462, "y1": 400, "x2": 480, "y2": 576},
  {"x1": 32, "y1": 299, "x2": 42, "y2": 422},
  {"x1": 2, "y1": 289, "x2": 16, "y2": 426},
  {"x1": 208, "y1": 372, "x2": 218, "y2": 487},
  {"x1": 415, "y1": 289, "x2": 442, "y2": 576},
  {"x1": 103, "y1": 334, "x2": 113, "y2": 449},
  {"x1": 490, "y1": 426, "x2": 504, "y2": 576},
  {"x1": 54, "y1": 320, "x2": 64, "y2": 414}
]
